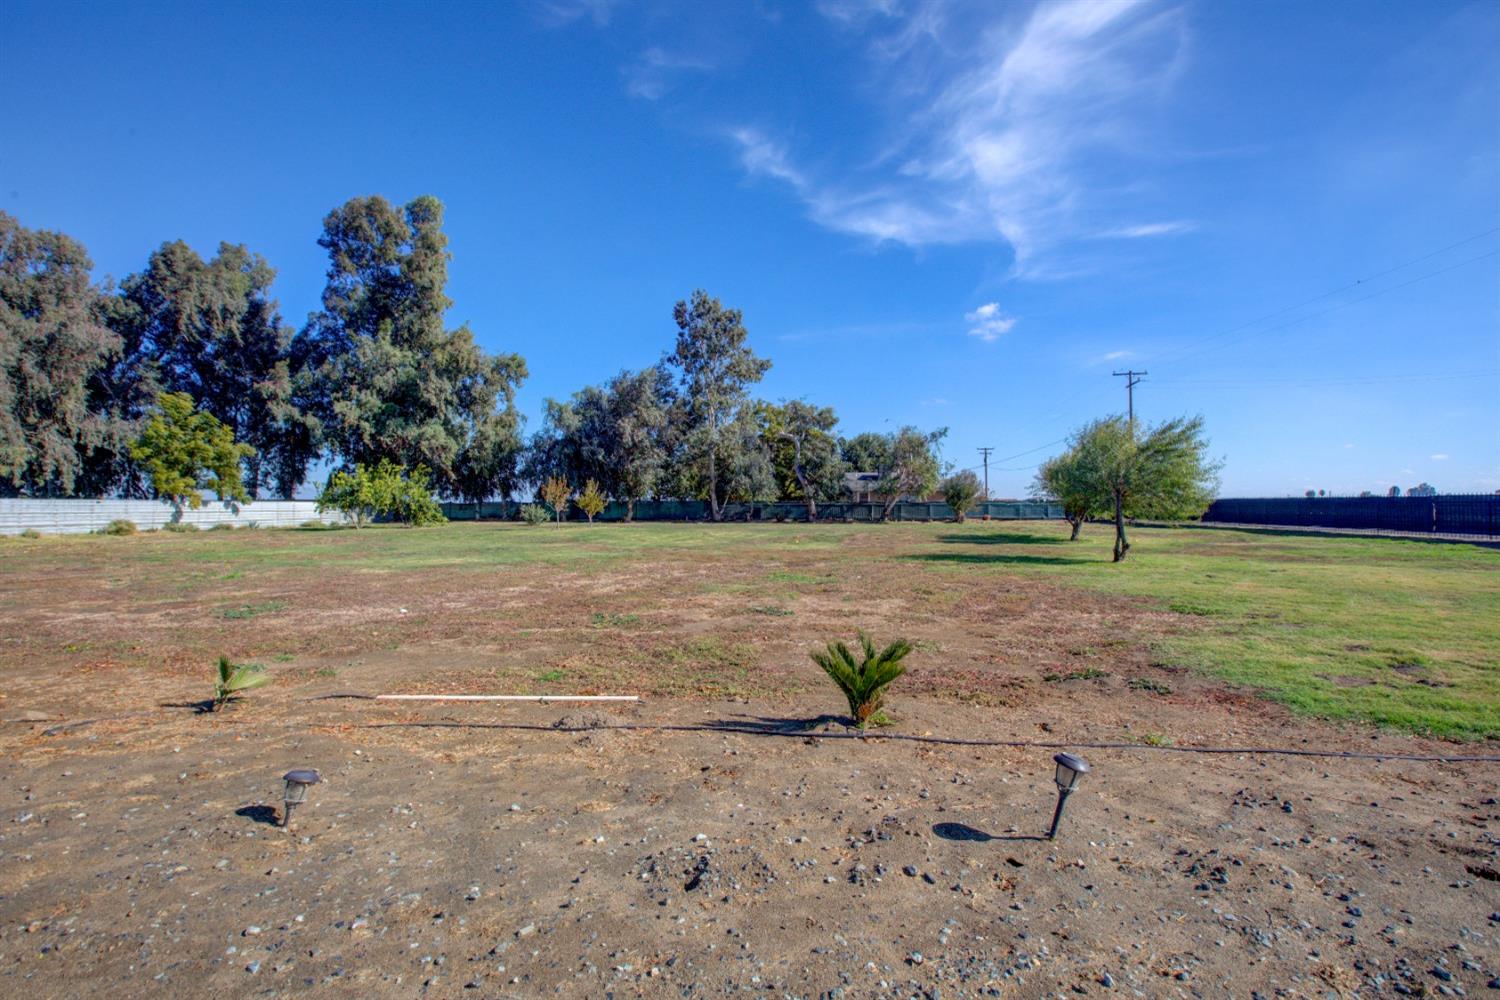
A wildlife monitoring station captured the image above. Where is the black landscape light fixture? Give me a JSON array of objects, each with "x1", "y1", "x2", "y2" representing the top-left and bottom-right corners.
[
  {"x1": 281, "y1": 769, "x2": 320, "y2": 829},
  {"x1": 1046, "y1": 753, "x2": 1090, "y2": 840}
]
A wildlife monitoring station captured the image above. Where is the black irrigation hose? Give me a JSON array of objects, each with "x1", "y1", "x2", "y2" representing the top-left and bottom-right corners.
[{"x1": 324, "y1": 708, "x2": 1500, "y2": 764}]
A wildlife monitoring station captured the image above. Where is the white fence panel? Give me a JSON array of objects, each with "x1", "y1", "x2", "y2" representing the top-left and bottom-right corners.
[{"x1": 0, "y1": 498, "x2": 349, "y2": 535}]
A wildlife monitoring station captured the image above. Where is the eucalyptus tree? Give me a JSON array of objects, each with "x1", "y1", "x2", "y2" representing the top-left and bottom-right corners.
[
  {"x1": 0, "y1": 213, "x2": 128, "y2": 496},
  {"x1": 299, "y1": 194, "x2": 526, "y2": 495},
  {"x1": 664, "y1": 289, "x2": 770, "y2": 521},
  {"x1": 873, "y1": 426, "x2": 947, "y2": 521},
  {"x1": 757, "y1": 399, "x2": 847, "y2": 519},
  {"x1": 840, "y1": 431, "x2": 891, "y2": 474},
  {"x1": 112, "y1": 240, "x2": 316, "y2": 497}
]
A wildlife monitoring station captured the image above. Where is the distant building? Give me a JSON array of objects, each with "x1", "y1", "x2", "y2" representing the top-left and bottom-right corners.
[{"x1": 844, "y1": 472, "x2": 881, "y2": 503}]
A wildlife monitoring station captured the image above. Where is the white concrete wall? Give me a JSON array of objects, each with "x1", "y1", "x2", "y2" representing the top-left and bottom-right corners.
[{"x1": 0, "y1": 498, "x2": 349, "y2": 535}]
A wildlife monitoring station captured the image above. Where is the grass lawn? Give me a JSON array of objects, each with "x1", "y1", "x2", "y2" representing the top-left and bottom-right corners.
[
  {"x1": 4, "y1": 518, "x2": 1497, "y2": 739},
  {"x1": 909, "y1": 522, "x2": 1500, "y2": 739}
]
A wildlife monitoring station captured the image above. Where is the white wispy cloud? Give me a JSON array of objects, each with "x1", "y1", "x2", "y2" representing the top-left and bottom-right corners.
[
  {"x1": 734, "y1": 0, "x2": 1190, "y2": 274},
  {"x1": 1100, "y1": 349, "x2": 1132, "y2": 362},
  {"x1": 625, "y1": 47, "x2": 714, "y2": 100},
  {"x1": 530, "y1": 0, "x2": 620, "y2": 28},
  {"x1": 1431, "y1": 453, "x2": 1450, "y2": 460},
  {"x1": 965, "y1": 302, "x2": 1016, "y2": 341},
  {"x1": 1094, "y1": 220, "x2": 1197, "y2": 239}
]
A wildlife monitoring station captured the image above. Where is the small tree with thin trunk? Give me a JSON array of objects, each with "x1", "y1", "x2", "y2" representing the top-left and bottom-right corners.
[
  {"x1": 130, "y1": 391, "x2": 254, "y2": 511},
  {"x1": 1034, "y1": 446, "x2": 1107, "y2": 541},
  {"x1": 577, "y1": 478, "x2": 606, "y2": 524},
  {"x1": 1068, "y1": 415, "x2": 1220, "y2": 562},
  {"x1": 540, "y1": 474, "x2": 571, "y2": 527},
  {"x1": 941, "y1": 470, "x2": 983, "y2": 523}
]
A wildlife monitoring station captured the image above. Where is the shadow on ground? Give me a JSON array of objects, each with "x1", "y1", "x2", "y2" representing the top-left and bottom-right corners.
[
  {"x1": 905, "y1": 552, "x2": 1090, "y2": 567},
  {"x1": 701, "y1": 714, "x2": 852, "y2": 736},
  {"x1": 932, "y1": 532, "x2": 1068, "y2": 546},
  {"x1": 933, "y1": 822, "x2": 1046, "y2": 843},
  {"x1": 235, "y1": 804, "x2": 280, "y2": 826}
]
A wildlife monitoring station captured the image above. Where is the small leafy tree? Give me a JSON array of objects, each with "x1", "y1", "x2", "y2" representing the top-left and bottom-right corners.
[
  {"x1": 212, "y1": 655, "x2": 269, "y2": 711},
  {"x1": 388, "y1": 464, "x2": 446, "y2": 526},
  {"x1": 519, "y1": 502, "x2": 550, "y2": 525},
  {"x1": 317, "y1": 465, "x2": 382, "y2": 527},
  {"x1": 1034, "y1": 445, "x2": 1107, "y2": 540},
  {"x1": 941, "y1": 470, "x2": 983, "y2": 522},
  {"x1": 1067, "y1": 415, "x2": 1220, "y2": 562},
  {"x1": 129, "y1": 391, "x2": 254, "y2": 509},
  {"x1": 316, "y1": 460, "x2": 445, "y2": 527},
  {"x1": 577, "y1": 478, "x2": 607, "y2": 523},
  {"x1": 540, "y1": 474, "x2": 572, "y2": 526},
  {"x1": 810, "y1": 633, "x2": 914, "y2": 729}
]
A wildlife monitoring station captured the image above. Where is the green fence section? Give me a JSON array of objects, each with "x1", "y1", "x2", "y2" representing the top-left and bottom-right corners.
[{"x1": 441, "y1": 499, "x2": 1063, "y2": 523}]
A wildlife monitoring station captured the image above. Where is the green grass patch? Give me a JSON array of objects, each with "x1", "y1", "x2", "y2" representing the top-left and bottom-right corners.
[
  {"x1": 221, "y1": 600, "x2": 289, "y2": 620},
  {"x1": 590, "y1": 612, "x2": 641, "y2": 628},
  {"x1": 912, "y1": 521, "x2": 1500, "y2": 739},
  {"x1": 1043, "y1": 668, "x2": 1110, "y2": 683}
]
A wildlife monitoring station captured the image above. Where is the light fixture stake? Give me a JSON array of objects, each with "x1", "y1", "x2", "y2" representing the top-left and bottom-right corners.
[
  {"x1": 1046, "y1": 752, "x2": 1090, "y2": 840},
  {"x1": 281, "y1": 769, "x2": 321, "y2": 829}
]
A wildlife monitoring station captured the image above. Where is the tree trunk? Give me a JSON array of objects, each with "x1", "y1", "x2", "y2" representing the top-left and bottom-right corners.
[
  {"x1": 708, "y1": 448, "x2": 722, "y2": 521},
  {"x1": 1112, "y1": 493, "x2": 1129, "y2": 562},
  {"x1": 806, "y1": 496, "x2": 817, "y2": 521},
  {"x1": 1069, "y1": 517, "x2": 1083, "y2": 541},
  {"x1": 624, "y1": 498, "x2": 635, "y2": 523},
  {"x1": 881, "y1": 496, "x2": 897, "y2": 522}
]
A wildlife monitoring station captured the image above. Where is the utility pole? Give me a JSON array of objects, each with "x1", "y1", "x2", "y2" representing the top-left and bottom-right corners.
[
  {"x1": 1113, "y1": 370, "x2": 1147, "y2": 427},
  {"x1": 977, "y1": 447, "x2": 994, "y2": 499}
]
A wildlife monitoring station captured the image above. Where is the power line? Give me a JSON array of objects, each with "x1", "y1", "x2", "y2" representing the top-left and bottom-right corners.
[
  {"x1": 1148, "y1": 227, "x2": 1500, "y2": 370},
  {"x1": 1159, "y1": 247, "x2": 1500, "y2": 370}
]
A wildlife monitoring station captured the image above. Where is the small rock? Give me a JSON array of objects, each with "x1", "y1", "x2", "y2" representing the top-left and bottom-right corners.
[
  {"x1": 517, "y1": 924, "x2": 536, "y2": 938},
  {"x1": 908, "y1": 952, "x2": 924, "y2": 965},
  {"x1": 245, "y1": 961, "x2": 261, "y2": 974},
  {"x1": 1100, "y1": 971, "x2": 1115, "y2": 988},
  {"x1": 902, "y1": 865, "x2": 918, "y2": 877},
  {"x1": 243, "y1": 926, "x2": 261, "y2": 936}
]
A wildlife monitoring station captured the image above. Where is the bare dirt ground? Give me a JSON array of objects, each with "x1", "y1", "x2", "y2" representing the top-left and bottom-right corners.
[{"x1": 1, "y1": 524, "x2": 1497, "y2": 998}]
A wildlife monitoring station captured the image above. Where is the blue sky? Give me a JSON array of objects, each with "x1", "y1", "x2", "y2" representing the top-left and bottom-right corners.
[{"x1": 4, "y1": 0, "x2": 1497, "y2": 497}]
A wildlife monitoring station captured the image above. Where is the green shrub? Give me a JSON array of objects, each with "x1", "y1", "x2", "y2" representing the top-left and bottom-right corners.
[
  {"x1": 20, "y1": 528, "x2": 42, "y2": 539},
  {"x1": 163, "y1": 521, "x2": 198, "y2": 533},
  {"x1": 810, "y1": 632, "x2": 914, "y2": 728},
  {"x1": 102, "y1": 519, "x2": 138, "y2": 536},
  {"x1": 212, "y1": 655, "x2": 270, "y2": 711},
  {"x1": 519, "y1": 503, "x2": 550, "y2": 526},
  {"x1": 317, "y1": 460, "x2": 446, "y2": 527},
  {"x1": 208, "y1": 522, "x2": 235, "y2": 531}
]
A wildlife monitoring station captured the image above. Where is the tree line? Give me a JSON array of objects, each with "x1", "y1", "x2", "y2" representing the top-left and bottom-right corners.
[{"x1": 1, "y1": 201, "x2": 954, "y2": 520}]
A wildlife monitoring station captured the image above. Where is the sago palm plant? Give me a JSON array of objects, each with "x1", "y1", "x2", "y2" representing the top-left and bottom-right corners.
[
  {"x1": 810, "y1": 633, "x2": 914, "y2": 728},
  {"x1": 213, "y1": 655, "x2": 270, "y2": 711}
]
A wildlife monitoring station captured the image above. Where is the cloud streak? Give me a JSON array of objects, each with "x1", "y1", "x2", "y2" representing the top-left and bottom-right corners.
[{"x1": 732, "y1": 0, "x2": 1190, "y2": 274}]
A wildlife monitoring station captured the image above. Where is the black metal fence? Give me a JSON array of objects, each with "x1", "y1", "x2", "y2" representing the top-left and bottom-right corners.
[
  {"x1": 441, "y1": 499, "x2": 1062, "y2": 523},
  {"x1": 1203, "y1": 494, "x2": 1500, "y2": 537}
]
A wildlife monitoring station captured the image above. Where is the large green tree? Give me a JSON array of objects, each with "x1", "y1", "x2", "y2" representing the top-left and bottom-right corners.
[
  {"x1": 111, "y1": 240, "x2": 316, "y2": 497},
  {"x1": 1066, "y1": 415, "x2": 1221, "y2": 561},
  {"x1": 664, "y1": 290, "x2": 770, "y2": 521},
  {"x1": 872, "y1": 426, "x2": 946, "y2": 521},
  {"x1": 756, "y1": 400, "x2": 847, "y2": 519},
  {"x1": 0, "y1": 212, "x2": 129, "y2": 497},
  {"x1": 299, "y1": 195, "x2": 526, "y2": 495}
]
